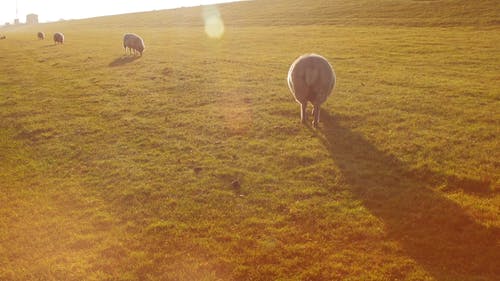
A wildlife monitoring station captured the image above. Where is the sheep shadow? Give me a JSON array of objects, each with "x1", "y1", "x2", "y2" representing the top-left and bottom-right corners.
[
  {"x1": 108, "y1": 55, "x2": 140, "y2": 67},
  {"x1": 316, "y1": 110, "x2": 499, "y2": 280}
]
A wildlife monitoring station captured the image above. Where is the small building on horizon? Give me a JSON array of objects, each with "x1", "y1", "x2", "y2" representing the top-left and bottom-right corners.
[
  {"x1": 14, "y1": 18, "x2": 20, "y2": 25},
  {"x1": 26, "y1": 14, "x2": 38, "y2": 24}
]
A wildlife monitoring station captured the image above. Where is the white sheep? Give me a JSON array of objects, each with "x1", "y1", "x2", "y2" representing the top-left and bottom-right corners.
[
  {"x1": 37, "y1": 32, "x2": 45, "y2": 40},
  {"x1": 123, "y1": 33, "x2": 145, "y2": 56},
  {"x1": 287, "y1": 54, "x2": 336, "y2": 127},
  {"x1": 53, "y1": 32, "x2": 64, "y2": 44}
]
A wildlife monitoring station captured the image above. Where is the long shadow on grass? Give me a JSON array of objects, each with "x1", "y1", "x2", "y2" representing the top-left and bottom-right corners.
[
  {"x1": 317, "y1": 110, "x2": 499, "y2": 280},
  {"x1": 109, "y1": 55, "x2": 140, "y2": 67}
]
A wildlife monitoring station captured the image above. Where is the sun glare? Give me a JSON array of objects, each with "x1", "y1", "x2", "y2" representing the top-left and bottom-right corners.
[{"x1": 202, "y1": 5, "x2": 225, "y2": 39}]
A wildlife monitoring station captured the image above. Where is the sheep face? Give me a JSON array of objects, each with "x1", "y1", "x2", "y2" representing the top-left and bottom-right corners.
[{"x1": 137, "y1": 45, "x2": 144, "y2": 55}]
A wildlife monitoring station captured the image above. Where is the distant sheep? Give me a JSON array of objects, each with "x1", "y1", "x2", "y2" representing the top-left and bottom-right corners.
[
  {"x1": 0, "y1": 35, "x2": 6, "y2": 40},
  {"x1": 53, "y1": 32, "x2": 64, "y2": 44},
  {"x1": 37, "y1": 32, "x2": 45, "y2": 40},
  {"x1": 123, "y1": 33, "x2": 145, "y2": 56},
  {"x1": 287, "y1": 54, "x2": 336, "y2": 127}
]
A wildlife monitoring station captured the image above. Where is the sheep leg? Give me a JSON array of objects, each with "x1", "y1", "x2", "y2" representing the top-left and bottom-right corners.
[
  {"x1": 300, "y1": 102, "x2": 307, "y2": 123},
  {"x1": 312, "y1": 104, "x2": 320, "y2": 127}
]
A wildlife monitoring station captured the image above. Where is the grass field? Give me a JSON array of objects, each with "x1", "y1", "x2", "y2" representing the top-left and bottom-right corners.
[{"x1": 1, "y1": 0, "x2": 499, "y2": 280}]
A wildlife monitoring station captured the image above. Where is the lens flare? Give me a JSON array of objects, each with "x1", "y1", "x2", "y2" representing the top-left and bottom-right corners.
[{"x1": 202, "y1": 5, "x2": 224, "y2": 39}]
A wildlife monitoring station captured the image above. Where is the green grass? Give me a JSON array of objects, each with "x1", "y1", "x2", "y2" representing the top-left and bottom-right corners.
[{"x1": 1, "y1": 0, "x2": 499, "y2": 280}]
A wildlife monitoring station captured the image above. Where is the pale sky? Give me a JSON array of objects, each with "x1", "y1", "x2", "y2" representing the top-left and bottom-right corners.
[{"x1": 1, "y1": 0, "x2": 239, "y2": 24}]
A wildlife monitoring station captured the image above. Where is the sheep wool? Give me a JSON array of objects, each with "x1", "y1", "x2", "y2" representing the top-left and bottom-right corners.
[
  {"x1": 123, "y1": 33, "x2": 145, "y2": 56},
  {"x1": 53, "y1": 32, "x2": 64, "y2": 44},
  {"x1": 288, "y1": 54, "x2": 336, "y2": 127}
]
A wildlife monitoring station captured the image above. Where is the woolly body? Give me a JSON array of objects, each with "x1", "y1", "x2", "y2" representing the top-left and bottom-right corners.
[
  {"x1": 53, "y1": 32, "x2": 64, "y2": 44},
  {"x1": 288, "y1": 54, "x2": 335, "y2": 127},
  {"x1": 123, "y1": 33, "x2": 145, "y2": 56}
]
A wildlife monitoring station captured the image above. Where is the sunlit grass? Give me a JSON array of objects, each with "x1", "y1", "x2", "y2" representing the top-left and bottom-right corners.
[{"x1": 0, "y1": 0, "x2": 499, "y2": 280}]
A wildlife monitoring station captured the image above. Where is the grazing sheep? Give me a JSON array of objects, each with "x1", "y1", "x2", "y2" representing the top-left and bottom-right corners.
[
  {"x1": 37, "y1": 32, "x2": 45, "y2": 40},
  {"x1": 0, "y1": 35, "x2": 6, "y2": 40},
  {"x1": 287, "y1": 54, "x2": 336, "y2": 127},
  {"x1": 123, "y1": 33, "x2": 145, "y2": 56},
  {"x1": 53, "y1": 32, "x2": 64, "y2": 44}
]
